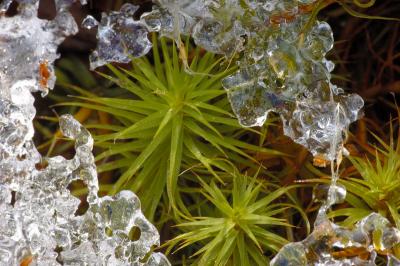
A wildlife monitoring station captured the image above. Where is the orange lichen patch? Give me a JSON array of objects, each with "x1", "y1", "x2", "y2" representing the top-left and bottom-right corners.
[
  {"x1": 299, "y1": 0, "x2": 335, "y2": 14},
  {"x1": 20, "y1": 256, "x2": 33, "y2": 266},
  {"x1": 269, "y1": 11, "x2": 296, "y2": 25},
  {"x1": 282, "y1": 12, "x2": 296, "y2": 22},
  {"x1": 269, "y1": 2, "x2": 313, "y2": 26},
  {"x1": 298, "y1": 3, "x2": 315, "y2": 13},
  {"x1": 39, "y1": 60, "x2": 50, "y2": 89},
  {"x1": 269, "y1": 0, "x2": 336, "y2": 26},
  {"x1": 331, "y1": 247, "x2": 370, "y2": 260},
  {"x1": 269, "y1": 14, "x2": 283, "y2": 25},
  {"x1": 313, "y1": 154, "x2": 330, "y2": 168},
  {"x1": 331, "y1": 246, "x2": 393, "y2": 261}
]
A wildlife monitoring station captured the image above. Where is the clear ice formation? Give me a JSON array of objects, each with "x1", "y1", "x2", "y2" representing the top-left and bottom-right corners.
[
  {"x1": 0, "y1": 1, "x2": 78, "y2": 99},
  {"x1": 270, "y1": 213, "x2": 400, "y2": 266},
  {"x1": 87, "y1": 4, "x2": 152, "y2": 70},
  {"x1": 0, "y1": 2, "x2": 169, "y2": 265},
  {"x1": 271, "y1": 180, "x2": 400, "y2": 265},
  {"x1": 140, "y1": 0, "x2": 365, "y2": 162},
  {"x1": 82, "y1": 15, "x2": 99, "y2": 30}
]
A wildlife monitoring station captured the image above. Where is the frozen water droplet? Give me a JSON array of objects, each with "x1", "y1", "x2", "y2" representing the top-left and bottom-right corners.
[
  {"x1": 81, "y1": 15, "x2": 99, "y2": 29},
  {"x1": 328, "y1": 184, "x2": 346, "y2": 205},
  {"x1": 313, "y1": 183, "x2": 346, "y2": 212},
  {"x1": 0, "y1": 0, "x2": 13, "y2": 12}
]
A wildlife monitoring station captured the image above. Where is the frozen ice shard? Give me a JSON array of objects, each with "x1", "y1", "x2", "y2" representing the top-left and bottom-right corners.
[{"x1": 89, "y1": 3, "x2": 152, "y2": 70}]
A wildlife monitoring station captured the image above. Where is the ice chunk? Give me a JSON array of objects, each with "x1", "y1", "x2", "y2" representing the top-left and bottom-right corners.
[
  {"x1": 271, "y1": 213, "x2": 400, "y2": 266},
  {"x1": 313, "y1": 184, "x2": 346, "y2": 204},
  {"x1": 0, "y1": 2, "x2": 78, "y2": 97},
  {"x1": 141, "y1": 0, "x2": 206, "y2": 39},
  {"x1": 221, "y1": 16, "x2": 363, "y2": 161},
  {"x1": 82, "y1": 15, "x2": 99, "y2": 29},
  {"x1": 89, "y1": 3, "x2": 152, "y2": 70},
  {"x1": 141, "y1": 0, "x2": 246, "y2": 56}
]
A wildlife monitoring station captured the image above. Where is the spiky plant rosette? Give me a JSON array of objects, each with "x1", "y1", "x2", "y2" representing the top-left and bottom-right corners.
[
  {"x1": 60, "y1": 34, "x2": 281, "y2": 220},
  {"x1": 166, "y1": 172, "x2": 306, "y2": 265},
  {"x1": 328, "y1": 124, "x2": 400, "y2": 228}
]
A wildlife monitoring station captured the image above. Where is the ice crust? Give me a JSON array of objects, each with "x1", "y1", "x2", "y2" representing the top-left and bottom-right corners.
[{"x1": 0, "y1": 2, "x2": 169, "y2": 265}]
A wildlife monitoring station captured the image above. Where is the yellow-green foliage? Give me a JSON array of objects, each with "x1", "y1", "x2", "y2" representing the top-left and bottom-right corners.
[
  {"x1": 330, "y1": 126, "x2": 400, "y2": 228},
  {"x1": 167, "y1": 173, "x2": 299, "y2": 266}
]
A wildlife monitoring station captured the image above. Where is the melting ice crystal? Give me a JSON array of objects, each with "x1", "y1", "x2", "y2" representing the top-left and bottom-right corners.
[{"x1": 0, "y1": 2, "x2": 169, "y2": 265}]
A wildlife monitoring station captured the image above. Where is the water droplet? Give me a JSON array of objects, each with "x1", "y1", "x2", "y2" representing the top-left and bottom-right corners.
[{"x1": 81, "y1": 15, "x2": 98, "y2": 29}]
